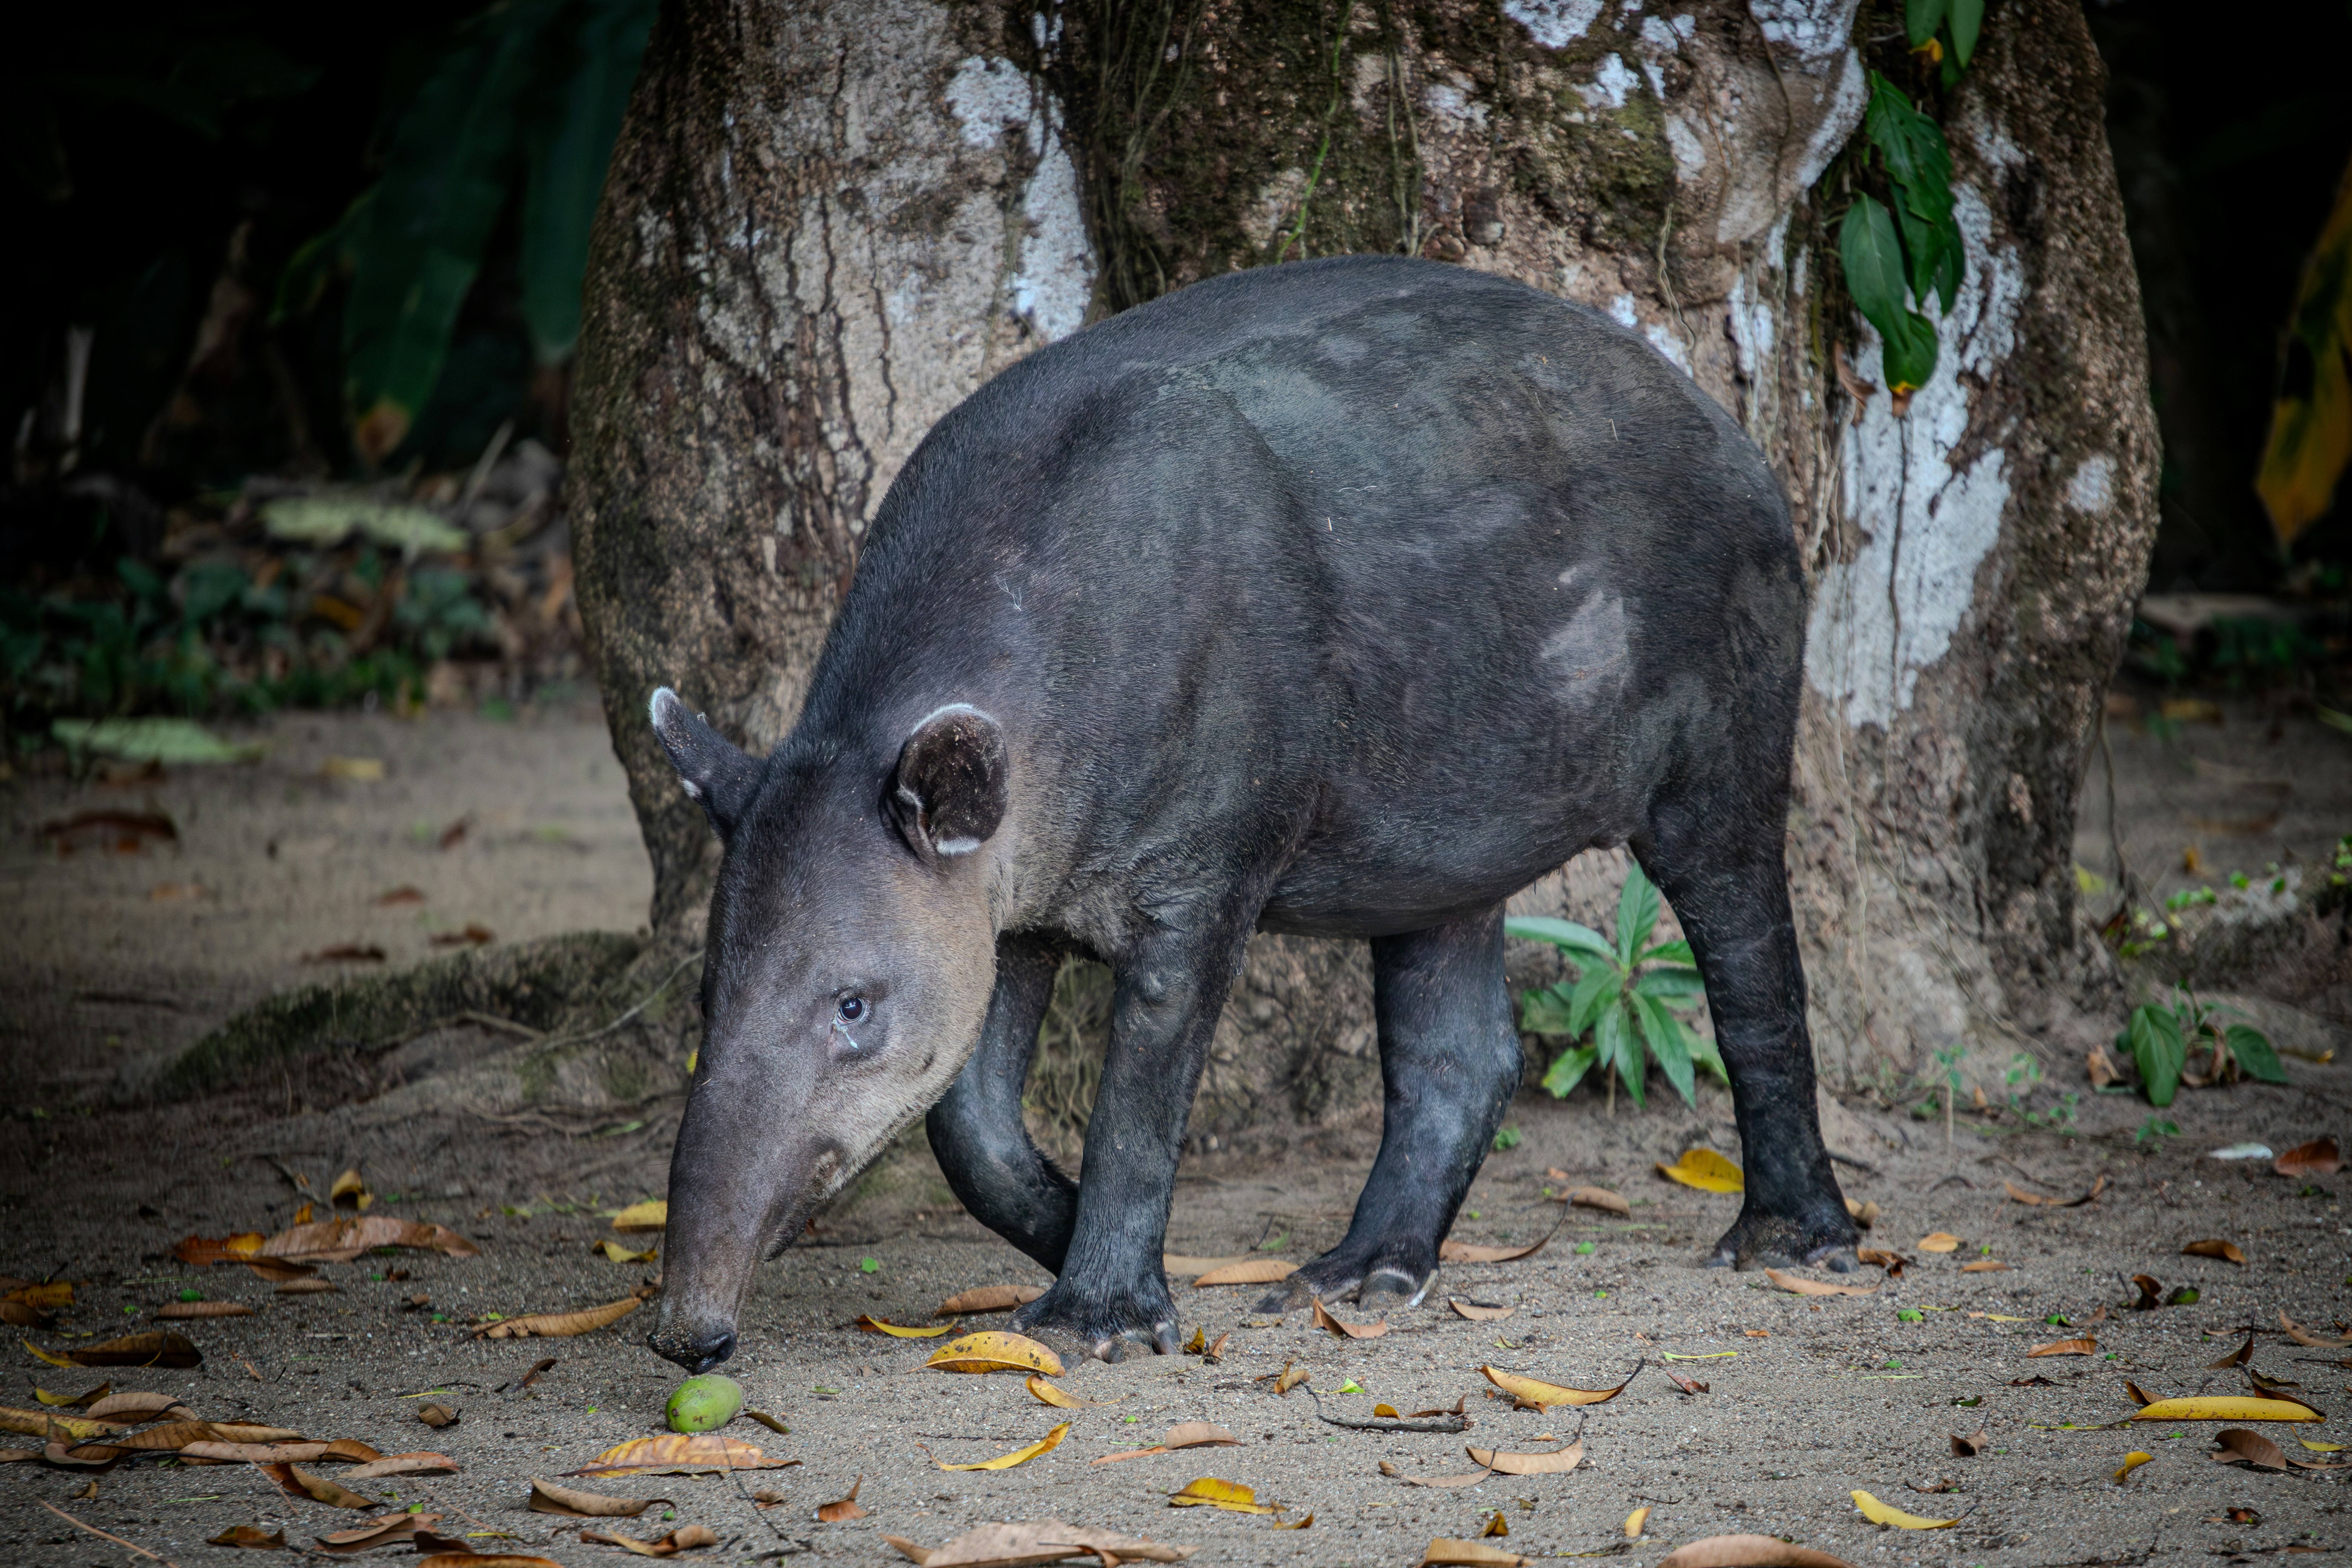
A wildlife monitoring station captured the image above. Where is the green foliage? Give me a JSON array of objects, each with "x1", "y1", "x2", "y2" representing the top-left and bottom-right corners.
[
  {"x1": 1838, "y1": 73, "x2": 1966, "y2": 396},
  {"x1": 1508, "y1": 863, "x2": 1723, "y2": 1110},
  {"x1": 1491, "y1": 1125, "x2": 1522, "y2": 1152},
  {"x1": 274, "y1": 0, "x2": 657, "y2": 463},
  {"x1": 2119, "y1": 988, "x2": 2287, "y2": 1108}
]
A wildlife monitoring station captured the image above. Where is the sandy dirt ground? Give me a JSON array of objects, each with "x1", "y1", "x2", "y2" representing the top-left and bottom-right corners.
[{"x1": 2, "y1": 691, "x2": 2348, "y2": 1568}]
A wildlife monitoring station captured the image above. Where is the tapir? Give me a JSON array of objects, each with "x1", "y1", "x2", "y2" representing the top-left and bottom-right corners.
[{"x1": 643, "y1": 253, "x2": 1854, "y2": 1372}]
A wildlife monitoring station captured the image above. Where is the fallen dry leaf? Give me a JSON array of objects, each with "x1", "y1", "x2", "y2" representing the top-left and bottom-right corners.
[
  {"x1": 1480, "y1": 1363, "x2": 1637, "y2": 1410},
  {"x1": 1916, "y1": 1233, "x2": 1960, "y2": 1254},
  {"x1": 276, "y1": 1278, "x2": 337, "y2": 1295},
  {"x1": 2212, "y1": 1429, "x2": 2290, "y2": 1470},
  {"x1": 2209, "y1": 1334, "x2": 2257, "y2": 1367},
  {"x1": 934, "y1": 1284, "x2": 1047, "y2": 1314},
  {"x1": 29, "y1": 1332, "x2": 201, "y2": 1369},
  {"x1": 568, "y1": 1435, "x2": 794, "y2": 1476},
  {"x1": 2124, "y1": 1380, "x2": 2161, "y2": 1408},
  {"x1": 182, "y1": 1439, "x2": 377, "y2": 1464},
  {"x1": 1439, "y1": 1221, "x2": 1560, "y2": 1264},
  {"x1": 1959, "y1": 1260, "x2": 2007, "y2": 1273},
  {"x1": 926, "y1": 1331, "x2": 1065, "y2": 1376},
  {"x1": 1465, "y1": 1440, "x2": 1584, "y2": 1475},
  {"x1": 1762, "y1": 1269, "x2": 1875, "y2": 1298},
  {"x1": 2132, "y1": 1396, "x2": 2322, "y2": 1423},
  {"x1": 857, "y1": 1315, "x2": 954, "y2": 1338},
  {"x1": 1189, "y1": 1260, "x2": 1295, "y2": 1288},
  {"x1": 85, "y1": 1392, "x2": 187, "y2": 1421},
  {"x1": 2275, "y1": 1138, "x2": 2341, "y2": 1178},
  {"x1": 579, "y1": 1524, "x2": 720, "y2": 1557},
  {"x1": 593, "y1": 1242, "x2": 658, "y2": 1264},
  {"x1": 2278, "y1": 1309, "x2": 2351, "y2": 1349},
  {"x1": 2114, "y1": 1451, "x2": 2153, "y2": 1482},
  {"x1": 419, "y1": 1404, "x2": 458, "y2": 1429},
  {"x1": 1273, "y1": 1364, "x2": 1309, "y2": 1396},
  {"x1": 156, "y1": 1301, "x2": 253, "y2": 1319},
  {"x1": 881, "y1": 1519, "x2": 1198, "y2": 1566},
  {"x1": 1167, "y1": 1477, "x2": 1277, "y2": 1514},
  {"x1": 1090, "y1": 1423, "x2": 1240, "y2": 1465},
  {"x1": 1854, "y1": 1248, "x2": 1908, "y2": 1279},
  {"x1": 6, "y1": 1282, "x2": 73, "y2": 1311},
  {"x1": 2003, "y1": 1175, "x2": 2108, "y2": 1208},
  {"x1": 936, "y1": 1421, "x2": 1072, "y2": 1471},
  {"x1": 1561, "y1": 1186, "x2": 1629, "y2": 1216},
  {"x1": 1663, "y1": 1368, "x2": 1710, "y2": 1395},
  {"x1": 818, "y1": 1478, "x2": 870, "y2": 1522},
  {"x1": 249, "y1": 1216, "x2": 479, "y2": 1265},
  {"x1": 342, "y1": 1452, "x2": 457, "y2": 1480},
  {"x1": 0, "y1": 1407, "x2": 122, "y2": 1442},
  {"x1": 1451, "y1": 1298, "x2": 1516, "y2": 1321},
  {"x1": 31, "y1": 1383, "x2": 109, "y2": 1409},
  {"x1": 209, "y1": 1525, "x2": 289, "y2": 1548},
  {"x1": 1851, "y1": 1490, "x2": 1957, "y2": 1529},
  {"x1": 1200, "y1": 1331, "x2": 1228, "y2": 1363},
  {"x1": 1483, "y1": 1511, "x2": 1510, "y2": 1537},
  {"x1": 2182, "y1": 1239, "x2": 2247, "y2": 1266},
  {"x1": 475, "y1": 1296, "x2": 642, "y2": 1339},
  {"x1": 2027, "y1": 1338, "x2": 2096, "y2": 1358},
  {"x1": 316, "y1": 1513, "x2": 442, "y2": 1553},
  {"x1": 1655, "y1": 1148, "x2": 1743, "y2": 1192},
  {"x1": 609, "y1": 1200, "x2": 667, "y2": 1233},
  {"x1": 1310, "y1": 1298, "x2": 1389, "y2": 1339},
  {"x1": 1418, "y1": 1539, "x2": 1529, "y2": 1567},
  {"x1": 329, "y1": 1168, "x2": 371, "y2": 1211},
  {"x1": 262, "y1": 1462, "x2": 379, "y2": 1509},
  {"x1": 1655, "y1": 1536, "x2": 1856, "y2": 1568},
  {"x1": 1026, "y1": 1377, "x2": 1091, "y2": 1409},
  {"x1": 1273, "y1": 1513, "x2": 1314, "y2": 1531},
  {"x1": 530, "y1": 1479, "x2": 664, "y2": 1519},
  {"x1": 1949, "y1": 1430, "x2": 1988, "y2": 1457}
]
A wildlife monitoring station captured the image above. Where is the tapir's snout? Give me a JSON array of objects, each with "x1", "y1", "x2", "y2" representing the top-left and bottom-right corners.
[{"x1": 648, "y1": 1316, "x2": 736, "y2": 1374}]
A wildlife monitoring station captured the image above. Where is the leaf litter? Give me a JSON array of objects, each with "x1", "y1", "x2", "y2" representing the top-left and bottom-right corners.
[
  {"x1": 934, "y1": 1421, "x2": 1073, "y2": 1471},
  {"x1": 1480, "y1": 1362, "x2": 1639, "y2": 1410},
  {"x1": 1167, "y1": 1477, "x2": 1278, "y2": 1514},
  {"x1": 882, "y1": 1520, "x2": 1197, "y2": 1566},
  {"x1": 925, "y1": 1331, "x2": 1064, "y2": 1375},
  {"x1": 1090, "y1": 1422, "x2": 1239, "y2": 1464}
]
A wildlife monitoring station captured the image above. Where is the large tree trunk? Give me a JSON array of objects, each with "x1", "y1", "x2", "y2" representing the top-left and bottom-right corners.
[{"x1": 573, "y1": 0, "x2": 2157, "y2": 1131}]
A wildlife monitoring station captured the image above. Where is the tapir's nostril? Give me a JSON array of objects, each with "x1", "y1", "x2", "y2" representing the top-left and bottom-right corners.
[{"x1": 649, "y1": 1326, "x2": 736, "y2": 1374}]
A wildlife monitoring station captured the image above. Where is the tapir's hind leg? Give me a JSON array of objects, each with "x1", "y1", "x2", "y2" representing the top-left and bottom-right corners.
[
  {"x1": 1256, "y1": 904, "x2": 1522, "y2": 1315},
  {"x1": 926, "y1": 933, "x2": 1079, "y2": 1272},
  {"x1": 1638, "y1": 805, "x2": 1856, "y2": 1270}
]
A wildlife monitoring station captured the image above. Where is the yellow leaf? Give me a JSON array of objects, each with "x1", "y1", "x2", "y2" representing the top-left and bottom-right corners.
[
  {"x1": 1851, "y1": 1490, "x2": 1957, "y2": 1529},
  {"x1": 1169, "y1": 1477, "x2": 1277, "y2": 1514},
  {"x1": 1274, "y1": 1364, "x2": 1309, "y2": 1396},
  {"x1": 2132, "y1": 1397, "x2": 2322, "y2": 1423},
  {"x1": 2304, "y1": 1440, "x2": 2348, "y2": 1453},
  {"x1": 924, "y1": 1331, "x2": 1064, "y2": 1376},
  {"x1": 855, "y1": 1315, "x2": 953, "y2": 1338},
  {"x1": 591, "y1": 1240, "x2": 657, "y2": 1263},
  {"x1": 2257, "y1": 159, "x2": 2352, "y2": 545},
  {"x1": 1655, "y1": 1149, "x2": 1744, "y2": 1192},
  {"x1": 1274, "y1": 1513, "x2": 1314, "y2": 1530},
  {"x1": 936, "y1": 1421, "x2": 1071, "y2": 1471},
  {"x1": 566, "y1": 1434, "x2": 794, "y2": 1476},
  {"x1": 609, "y1": 1201, "x2": 667, "y2": 1234},
  {"x1": 2114, "y1": 1452, "x2": 2153, "y2": 1482},
  {"x1": 1025, "y1": 1375, "x2": 1090, "y2": 1409},
  {"x1": 2182, "y1": 1239, "x2": 2247, "y2": 1266},
  {"x1": 1626, "y1": 1507, "x2": 1652, "y2": 1539},
  {"x1": 1374, "y1": 1404, "x2": 1401, "y2": 1418},
  {"x1": 475, "y1": 1295, "x2": 643, "y2": 1339},
  {"x1": 1483, "y1": 1511, "x2": 1510, "y2": 1537},
  {"x1": 1479, "y1": 1364, "x2": 1634, "y2": 1411},
  {"x1": 330, "y1": 1168, "x2": 370, "y2": 1209},
  {"x1": 1916, "y1": 1233, "x2": 1960, "y2": 1253}
]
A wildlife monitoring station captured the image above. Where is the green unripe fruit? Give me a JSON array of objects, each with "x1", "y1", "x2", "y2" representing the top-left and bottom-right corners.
[{"x1": 665, "y1": 1374, "x2": 744, "y2": 1433}]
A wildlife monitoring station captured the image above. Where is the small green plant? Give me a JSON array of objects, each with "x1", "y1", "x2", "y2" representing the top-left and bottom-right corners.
[
  {"x1": 1508, "y1": 864, "x2": 1723, "y2": 1112},
  {"x1": 2119, "y1": 988, "x2": 2286, "y2": 1107},
  {"x1": 2135, "y1": 1116, "x2": 2180, "y2": 1147},
  {"x1": 1491, "y1": 1125, "x2": 1522, "y2": 1152}
]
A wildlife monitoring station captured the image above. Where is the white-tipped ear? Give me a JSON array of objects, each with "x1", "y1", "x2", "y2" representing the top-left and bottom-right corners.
[
  {"x1": 650, "y1": 687, "x2": 760, "y2": 835},
  {"x1": 885, "y1": 703, "x2": 1008, "y2": 864}
]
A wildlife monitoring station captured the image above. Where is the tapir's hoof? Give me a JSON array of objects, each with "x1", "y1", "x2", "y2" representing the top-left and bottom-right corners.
[
  {"x1": 1704, "y1": 1208, "x2": 1860, "y2": 1272},
  {"x1": 1011, "y1": 1280, "x2": 1181, "y2": 1363},
  {"x1": 1353, "y1": 1268, "x2": 1434, "y2": 1315}
]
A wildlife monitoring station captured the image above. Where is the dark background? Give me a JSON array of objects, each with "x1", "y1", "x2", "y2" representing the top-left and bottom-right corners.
[{"x1": 5, "y1": 0, "x2": 2348, "y2": 579}]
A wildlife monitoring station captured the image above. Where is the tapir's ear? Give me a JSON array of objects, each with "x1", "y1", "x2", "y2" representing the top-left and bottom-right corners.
[
  {"x1": 649, "y1": 687, "x2": 760, "y2": 836},
  {"x1": 887, "y1": 704, "x2": 1009, "y2": 863}
]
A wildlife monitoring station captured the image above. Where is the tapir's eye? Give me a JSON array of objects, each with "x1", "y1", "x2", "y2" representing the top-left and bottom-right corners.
[{"x1": 838, "y1": 995, "x2": 866, "y2": 1023}]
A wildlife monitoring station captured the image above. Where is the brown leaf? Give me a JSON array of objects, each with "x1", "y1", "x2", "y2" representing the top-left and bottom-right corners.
[
  {"x1": 1916, "y1": 1233, "x2": 1961, "y2": 1253},
  {"x1": 580, "y1": 1524, "x2": 720, "y2": 1557},
  {"x1": 2007, "y1": 1375, "x2": 2054, "y2": 1387},
  {"x1": 2124, "y1": 1380, "x2": 2161, "y2": 1408},
  {"x1": 2208, "y1": 1333, "x2": 2257, "y2": 1368},
  {"x1": 880, "y1": 1519, "x2": 1199, "y2": 1566},
  {"x1": 254, "y1": 1216, "x2": 479, "y2": 1264},
  {"x1": 182, "y1": 1440, "x2": 380, "y2": 1464},
  {"x1": 315, "y1": 1513, "x2": 442, "y2": 1553},
  {"x1": 2275, "y1": 1138, "x2": 2341, "y2": 1178},
  {"x1": 1188, "y1": 1259, "x2": 1295, "y2": 1288},
  {"x1": 244, "y1": 1259, "x2": 320, "y2": 1284},
  {"x1": 1480, "y1": 1363, "x2": 1638, "y2": 1410},
  {"x1": 1200, "y1": 1332, "x2": 1228, "y2": 1364},
  {"x1": 40, "y1": 1332, "x2": 201, "y2": 1368},
  {"x1": 209, "y1": 1525, "x2": 290, "y2": 1548},
  {"x1": 419, "y1": 1404, "x2": 459, "y2": 1429},
  {"x1": 306, "y1": 944, "x2": 388, "y2": 964},
  {"x1": 530, "y1": 1479, "x2": 662, "y2": 1518},
  {"x1": 429, "y1": 924, "x2": 496, "y2": 949},
  {"x1": 818, "y1": 1477, "x2": 869, "y2": 1522},
  {"x1": 2278, "y1": 1309, "x2": 2352, "y2": 1349},
  {"x1": 157, "y1": 1300, "x2": 254, "y2": 1318},
  {"x1": 1854, "y1": 1248, "x2": 1909, "y2": 1279},
  {"x1": 2212, "y1": 1429, "x2": 2290, "y2": 1470},
  {"x1": 934, "y1": 1285, "x2": 1047, "y2": 1315},
  {"x1": 1663, "y1": 1368, "x2": 1710, "y2": 1395},
  {"x1": 342, "y1": 1452, "x2": 458, "y2": 1479},
  {"x1": 276, "y1": 1278, "x2": 337, "y2": 1295},
  {"x1": 2087, "y1": 1046, "x2": 2121, "y2": 1088},
  {"x1": 2003, "y1": 1175, "x2": 2107, "y2": 1207},
  {"x1": 261, "y1": 1462, "x2": 380, "y2": 1508},
  {"x1": 1959, "y1": 1259, "x2": 2008, "y2": 1273},
  {"x1": 519, "y1": 1357, "x2": 557, "y2": 1389},
  {"x1": 1164, "y1": 1422, "x2": 1239, "y2": 1449},
  {"x1": 1450, "y1": 1299, "x2": 1516, "y2": 1321},
  {"x1": 567, "y1": 1435, "x2": 793, "y2": 1477},
  {"x1": 1654, "y1": 1536, "x2": 1858, "y2": 1568},
  {"x1": 1949, "y1": 1430, "x2": 1989, "y2": 1457},
  {"x1": 2027, "y1": 1337, "x2": 2097, "y2": 1357},
  {"x1": 330, "y1": 1168, "x2": 370, "y2": 1210},
  {"x1": 1418, "y1": 1537, "x2": 1530, "y2": 1566},
  {"x1": 1273, "y1": 1364, "x2": 1309, "y2": 1396},
  {"x1": 1560, "y1": 1186, "x2": 1629, "y2": 1216},
  {"x1": 1439, "y1": 1219, "x2": 1560, "y2": 1264},
  {"x1": 1762, "y1": 1269, "x2": 1876, "y2": 1298},
  {"x1": 2182, "y1": 1239, "x2": 2248, "y2": 1266},
  {"x1": 0, "y1": 1406, "x2": 122, "y2": 1441},
  {"x1": 2127, "y1": 1275, "x2": 2165, "y2": 1311},
  {"x1": 475, "y1": 1296, "x2": 642, "y2": 1339},
  {"x1": 1464, "y1": 1440, "x2": 1584, "y2": 1475},
  {"x1": 1311, "y1": 1298, "x2": 1389, "y2": 1339}
]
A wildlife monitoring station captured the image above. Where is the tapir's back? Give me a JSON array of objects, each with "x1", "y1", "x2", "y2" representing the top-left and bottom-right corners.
[{"x1": 824, "y1": 256, "x2": 1804, "y2": 931}]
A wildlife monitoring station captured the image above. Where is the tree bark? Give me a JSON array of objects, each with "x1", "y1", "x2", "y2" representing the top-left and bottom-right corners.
[{"x1": 573, "y1": 0, "x2": 2157, "y2": 1128}]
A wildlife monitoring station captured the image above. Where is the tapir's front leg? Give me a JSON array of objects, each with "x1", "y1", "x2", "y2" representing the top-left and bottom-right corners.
[
  {"x1": 926, "y1": 933, "x2": 1077, "y2": 1271},
  {"x1": 1009, "y1": 911, "x2": 1255, "y2": 1361}
]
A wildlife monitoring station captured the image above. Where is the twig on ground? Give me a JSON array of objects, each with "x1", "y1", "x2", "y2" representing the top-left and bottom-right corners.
[{"x1": 38, "y1": 1500, "x2": 179, "y2": 1566}]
